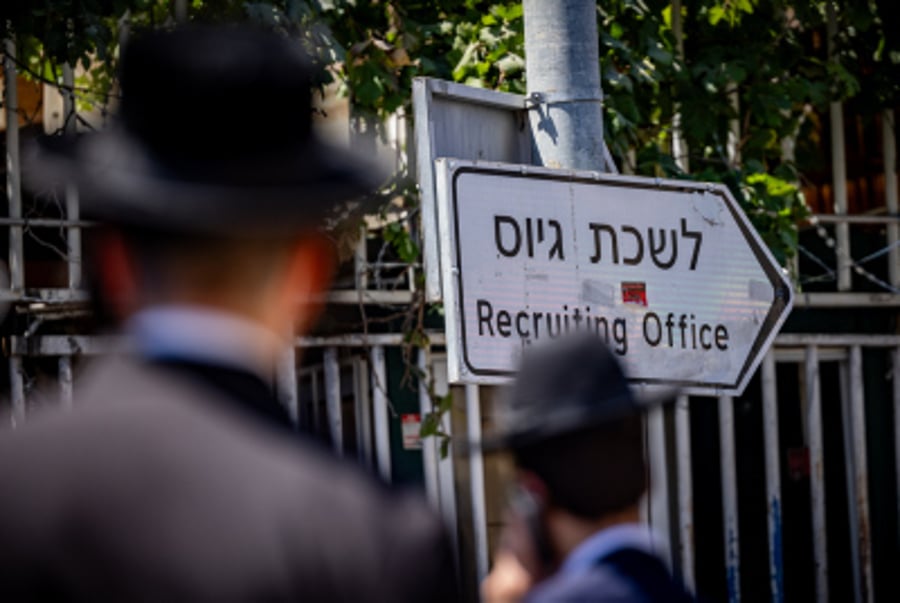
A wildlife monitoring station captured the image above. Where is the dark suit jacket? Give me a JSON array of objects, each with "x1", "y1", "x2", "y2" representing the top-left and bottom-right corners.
[
  {"x1": 525, "y1": 548, "x2": 694, "y2": 603},
  {"x1": 0, "y1": 358, "x2": 456, "y2": 601}
]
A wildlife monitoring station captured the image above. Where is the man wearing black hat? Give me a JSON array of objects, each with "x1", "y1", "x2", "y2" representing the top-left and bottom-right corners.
[
  {"x1": 0, "y1": 26, "x2": 455, "y2": 601},
  {"x1": 481, "y1": 334, "x2": 694, "y2": 602}
]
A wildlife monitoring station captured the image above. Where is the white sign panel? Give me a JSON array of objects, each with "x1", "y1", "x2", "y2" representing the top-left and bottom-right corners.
[{"x1": 435, "y1": 159, "x2": 793, "y2": 395}]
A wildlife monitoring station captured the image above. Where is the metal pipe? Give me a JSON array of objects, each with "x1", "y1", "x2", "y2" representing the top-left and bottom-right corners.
[
  {"x1": 5, "y1": 38, "x2": 24, "y2": 291},
  {"x1": 434, "y1": 360, "x2": 459, "y2": 556},
  {"x1": 354, "y1": 224, "x2": 369, "y2": 291},
  {"x1": 276, "y1": 345, "x2": 298, "y2": 427},
  {"x1": 465, "y1": 383, "x2": 489, "y2": 584},
  {"x1": 62, "y1": 64, "x2": 82, "y2": 291},
  {"x1": 310, "y1": 370, "x2": 321, "y2": 434},
  {"x1": 522, "y1": 0, "x2": 605, "y2": 171},
  {"x1": 805, "y1": 345, "x2": 828, "y2": 602},
  {"x1": 370, "y1": 345, "x2": 392, "y2": 482},
  {"x1": 672, "y1": 0, "x2": 689, "y2": 173},
  {"x1": 9, "y1": 357, "x2": 25, "y2": 428},
  {"x1": 845, "y1": 346, "x2": 873, "y2": 602},
  {"x1": 323, "y1": 347, "x2": 343, "y2": 456},
  {"x1": 58, "y1": 355, "x2": 73, "y2": 411},
  {"x1": 727, "y1": 89, "x2": 741, "y2": 167},
  {"x1": 647, "y1": 405, "x2": 672, "y2": 568},
  {"x1": 826, "y1": 2, "x2": 852, "y2": 291},
  {"x1": 761, "y1": 352, "x2": 784, "y2": 603},
  {"x1": 354, "y1": 356, "x2": 373, "y2": 468},
  {"x1": 719, "y1": 395, "x2": 741, "y2": 603},
  {"x1": 884, "y1": 110, "x2": 899, "y2": 287},
  {"x1": 417, "y1": 348, "x2": 441, "y2": 509},
  {"x1": 894, "y1": 347, "x2": 900, "y2": 546},
  {"x1": 675, "y1": 395, "x2": 695, "y2": 593}
]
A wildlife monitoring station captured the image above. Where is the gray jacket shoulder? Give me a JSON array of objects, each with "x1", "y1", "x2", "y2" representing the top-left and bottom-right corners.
[{"x1": 0, "y1": 358, "x2": 455, "y2": 601}]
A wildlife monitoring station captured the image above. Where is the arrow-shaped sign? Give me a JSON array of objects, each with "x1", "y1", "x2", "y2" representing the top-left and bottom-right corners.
[{"x1": 435, "y1": 159, "x2": 793, "y2": 396}]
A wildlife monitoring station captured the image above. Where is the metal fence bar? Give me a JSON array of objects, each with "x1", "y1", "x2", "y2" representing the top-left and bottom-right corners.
[
  {"x1": 417, "y1": 348, "x2": 441, "y2": 510},
  {"x1": 895, "y1": 347, "x2": 900, "y2": 547},
  {"x1": 58, "y1": 355, "x2": 73, "y2": 411},
  {"x1": 277, "y1": 345, "x2": 298, "y2": 426},
  {"x1": 805, "y1": 345, "x2": 828, "y2": 603},
  {"x1": 777, "y1": 334, "x2": 900, "y2": 347},
  {"x1": 675, "y1": 394, "x2": 695, "y2": 593},
  {"x1": 323, "y1": 347, "x2": 343, "y2": 456},
  {"x1": 5, "y1": 39, "x2": 24, "y2": 292},
  {"x1": 883, "y1": 110, "x2": 899, "y2": 287},
  {"x1": 719, "y1": 395, "x2": 741, "y2": 603},
  {"x1": 353, "y1": 356, "x2": 373, "y2": 468},
  {"x1": 647, "y1": 405, "x2": 672, "y2": 567},
  {"x1": 433, "y1": 357, "x2": 459, "y2": 556},
  {"x1": 826, "y1": 2, "x2": 851, "y2": 291},
  {"x1": 9, "y1": 356, "x2": 25, "y2": 428},
  {"x1": 370, "y1": 345, "x2": 392, "y2": 482},
  {"x1": 465, "y1": 383, "x2": 489, "y2": 585},
  {"x1": 354, "y1": 224, "x2": 369, "y2": 291},
  {"x1": 761, "y1": 352, "x2": 784, "y2": 603},
  {"x1": 62, "y1": 64, "x2": 82, "y2": 291},
  {"x1": 310, "y1": 370, "x2": 321, "y2": 434},
  {"x1": 845, "y1": 346, "x2": 873, "y2": 603}
]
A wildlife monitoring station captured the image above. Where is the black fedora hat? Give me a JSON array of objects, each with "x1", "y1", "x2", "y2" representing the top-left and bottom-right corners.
[
  {"x1": 26, "y1": 25, "x2": 384, "y2": 237},
  {"x1": 479, "y1": 334, "x2": 675, "y2": 452}
]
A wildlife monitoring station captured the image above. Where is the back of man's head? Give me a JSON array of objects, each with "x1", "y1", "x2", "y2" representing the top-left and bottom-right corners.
[
  {"x1": 513, "y1": 416, "x2": 646, "y2": 519},
  {"x1": 483, "y1": 334, "x2": 658, "y2": 520}
]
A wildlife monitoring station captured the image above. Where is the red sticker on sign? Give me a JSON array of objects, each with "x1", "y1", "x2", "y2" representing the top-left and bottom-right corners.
[{"x1": 622, "y1": 282, "x2": 647, "y2": 306}]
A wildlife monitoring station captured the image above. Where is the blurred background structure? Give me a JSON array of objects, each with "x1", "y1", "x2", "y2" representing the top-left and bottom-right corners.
[{"x1": 2, "y1": 2, "x2": 900, "y2": 601}]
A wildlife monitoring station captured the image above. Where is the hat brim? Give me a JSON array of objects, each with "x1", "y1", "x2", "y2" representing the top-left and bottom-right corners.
[
  {"x1": 24, "y1": 127, "x2": 388, "y2": 237},
  {"x1": 459, "y1": 387, "x2": 678, "y2": 456}
]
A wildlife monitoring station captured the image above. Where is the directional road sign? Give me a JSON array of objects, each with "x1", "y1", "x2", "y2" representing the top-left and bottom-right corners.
[{"x1": 435, "y1": 159, "x2": 793, "y2": 395}]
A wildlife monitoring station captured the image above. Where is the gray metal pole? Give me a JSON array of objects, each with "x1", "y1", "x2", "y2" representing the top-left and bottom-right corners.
[
  {"x1": 371, "y1": 345, "x2": 392, "y2": 482},
  {"x1": 523, "y1": 0, "x2": 605, "y2": 171},
  {"x1": 805, "y1": 346, "x2": 829, "y2": 602},
  {"x1": 761, "y1": 352, "x2": 784, "y2": 603},
  {"x1": 826, "y1": 2, "x2": 852, "y2": 291},
  {"x1": 324, "y1": 347, "x2": 343, "y2": 456},
  {"x1": 465, "y1": 383, "x2": 489, "y2": 584},
  {"x1": 5, "y1": 38, "x2": 23, "y2": 291},
  {"x1": 719, "y1": 395, "x2": 741, "y2": 603},
  {"x1": 675, "y1": 395, "x2": 695, "y2": 592},
  {"x1": 62, "y1": 64, "x2": 82, "y2": 291}
]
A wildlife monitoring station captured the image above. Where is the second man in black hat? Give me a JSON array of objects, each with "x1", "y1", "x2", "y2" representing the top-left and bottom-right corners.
[{"x1": 481, "y1": 334, "x2": 694, "y2": 603}]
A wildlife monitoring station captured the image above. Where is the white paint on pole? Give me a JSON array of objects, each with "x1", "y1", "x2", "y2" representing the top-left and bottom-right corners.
[{"x1": 436, "y1": 160, "x2": 792, "y2": 395}]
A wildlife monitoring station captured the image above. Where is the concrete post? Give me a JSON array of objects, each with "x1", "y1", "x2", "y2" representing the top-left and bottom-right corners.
[{"x1": 523, "y1": 0, "x2": 605, "y2": 171}]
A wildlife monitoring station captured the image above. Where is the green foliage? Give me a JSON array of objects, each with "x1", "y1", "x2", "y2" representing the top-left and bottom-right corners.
[{"x1": 7, "y1": 2, "x2": 897, "y2": 451}]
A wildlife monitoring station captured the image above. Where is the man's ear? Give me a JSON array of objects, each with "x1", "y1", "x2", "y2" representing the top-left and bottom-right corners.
[{"x1": 281, "y1": 234, "x2": 337, "y2": 334}]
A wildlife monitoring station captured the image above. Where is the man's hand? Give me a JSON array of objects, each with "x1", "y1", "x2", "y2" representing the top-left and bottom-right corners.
[{"x1": 481, "y1": 548, "x2": 533, "y2": 603}]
